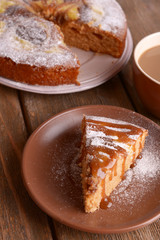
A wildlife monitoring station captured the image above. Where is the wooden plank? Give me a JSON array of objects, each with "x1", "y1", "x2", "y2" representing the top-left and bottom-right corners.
[
  {"x1": 19, "y1": 76, "x2": 133, "y2": 132},
  {"x1": 54, "y1": 219, "x2": 160, "y2": 240},
  {"x1": 0, "y1": 85, "x2": 53, "y2": 240}
]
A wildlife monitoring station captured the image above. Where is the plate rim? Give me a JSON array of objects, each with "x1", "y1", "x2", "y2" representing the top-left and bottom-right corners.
[
  {"x1": 0, "y1": 29, "x2": 133, "y2": 94},
  {"x1": 22, "y1": 105, "x2": 160, "y2": 234}
]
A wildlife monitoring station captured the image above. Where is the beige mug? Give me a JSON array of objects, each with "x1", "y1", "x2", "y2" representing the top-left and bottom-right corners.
[{"x1": 133, "y1": 32, "x2": 160, "y2": 118}]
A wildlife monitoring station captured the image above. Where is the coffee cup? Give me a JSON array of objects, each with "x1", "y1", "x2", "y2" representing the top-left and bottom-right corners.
[{"x1": 133, "y1": 32, "x2": 160, "y2": 118}]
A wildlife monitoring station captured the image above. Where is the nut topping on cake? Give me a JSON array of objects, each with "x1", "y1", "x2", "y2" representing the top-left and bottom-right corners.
[
  {"x1": 0, "y1": 0, "x2": 15, "y2": 13},
  {"x1": 0, "y1": 21, "x2": 5, "y2": 34},
  {"x1": 27, "y1": 0, "x2": 82, "y2": 21}
]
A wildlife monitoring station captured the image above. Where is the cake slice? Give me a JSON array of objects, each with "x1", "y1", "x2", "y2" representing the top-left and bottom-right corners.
[{"x1": 80, "y1": 115, "x2": 148, "y2": 213}]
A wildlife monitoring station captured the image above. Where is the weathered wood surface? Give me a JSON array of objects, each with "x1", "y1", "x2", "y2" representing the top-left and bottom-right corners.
[{"x1": 0, "y1": 0, "x2": 159, "y2": 239}]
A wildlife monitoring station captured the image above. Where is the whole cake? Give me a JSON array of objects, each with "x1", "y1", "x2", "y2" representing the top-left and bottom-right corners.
[
  {"x1": 80, "y1": 115, "x2": 148, "y2": 213},
  {"x1": 0, "y1": 0, "x2": 127, "y2": 86}
]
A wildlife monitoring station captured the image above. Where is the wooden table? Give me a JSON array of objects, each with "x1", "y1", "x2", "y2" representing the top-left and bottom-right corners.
[{"x1": 0, "y1": 0, "x2": 160, "y2": 239}]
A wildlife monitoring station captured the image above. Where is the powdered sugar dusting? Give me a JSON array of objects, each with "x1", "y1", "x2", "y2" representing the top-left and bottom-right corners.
[
  {"x1": 0, "y1": 5, "x2": 79, "y2": 68},
  {"x1": 86, "y1": 128, "x2": 107, "y2": 138},
  {"x1": 80, "y1": 0, "x2": 126, "y2": 36},
  {"x1": 85, "y1": 115, "x2": 144, "y2": 153},
  {"x1": 105, "y1": 126, "x2": 131, "y2": 132},
  {"x1": 112, "y1": 141, "x2": 129, "y2": 151},
  {"x1": 99, "y1": 151, "x2": 111, "y2": 159},
  {"x1": 86, "y1": 128, "x2": 119, "y2": 140},
  {"x1": 70, "y1": 151, "x2": 82, "y2": 188},
  {"x1": 129, "y1": 134, "x2": 140, "y2": 140},
  {"x1": 88, "y1": 137, "x2": 116, "y2": 150},
  {"x1": 134, "y1": 150, "x2": 160, "y2": 178},
  {"x1": 111, "y1": 143, "x2": 160, "y2": 210},
  {"x1": 86, "y1": 115, "x2": 140, "y2": 127}
]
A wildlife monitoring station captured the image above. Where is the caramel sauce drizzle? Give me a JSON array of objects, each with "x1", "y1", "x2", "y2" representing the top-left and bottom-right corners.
[
  {"x1": 100, "y1": 196, "x2": 112, "y2": 210},
  {"x1": 100, "y1": 178, "x2": 112, "y2": 209},
  {"x1": 82, "y1": 117, "x2": 144, "y2": 209},
  {"x1": 121, "y1": 155, "x2": 126, "y2": 179},
  {"x1": 114, "y1": 160, "x2": 117, "y2": 176}
]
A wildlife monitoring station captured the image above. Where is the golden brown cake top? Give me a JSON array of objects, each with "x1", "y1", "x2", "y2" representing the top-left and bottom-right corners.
[
  {"x1": 0, "y1": 1, "x2": 79, "y2": 68},
  {"x1": 83, "y1": 115, "x2": 147, "y2": 178}
]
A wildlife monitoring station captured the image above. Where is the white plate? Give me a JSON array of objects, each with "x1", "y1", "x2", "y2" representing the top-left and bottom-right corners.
[{"x1": 0, "y1": 29, "x2": 133, "y2": 94}]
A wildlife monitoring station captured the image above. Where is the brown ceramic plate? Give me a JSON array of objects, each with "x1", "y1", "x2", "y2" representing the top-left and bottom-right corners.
[{"x1": 22, "y1": 105, "x2": 160, "y2": 234}]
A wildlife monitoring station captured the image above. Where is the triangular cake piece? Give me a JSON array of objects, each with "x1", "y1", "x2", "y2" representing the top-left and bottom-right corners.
[{"x1": 80, "y1": 115, "x2": 148, "y2": 213}]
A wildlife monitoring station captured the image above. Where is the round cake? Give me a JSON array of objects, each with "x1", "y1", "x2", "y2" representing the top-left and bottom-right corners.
[{"x1": 0, "y1": 0, "x2": 127, "y2": 86}]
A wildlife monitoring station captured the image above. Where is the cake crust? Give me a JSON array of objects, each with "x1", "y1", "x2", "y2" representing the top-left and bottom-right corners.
[{"x1": 0, "y1": 56, "x2": 80, "y2": 86}]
